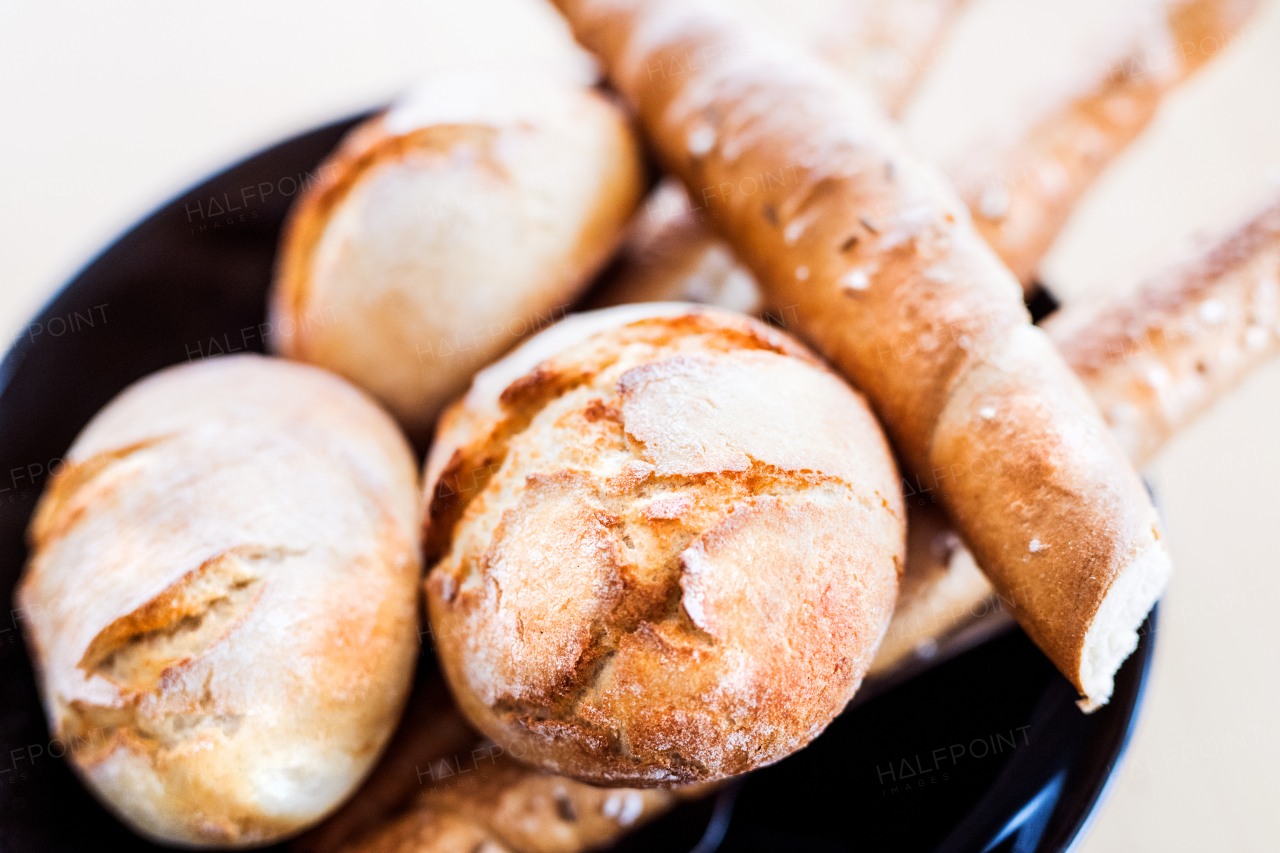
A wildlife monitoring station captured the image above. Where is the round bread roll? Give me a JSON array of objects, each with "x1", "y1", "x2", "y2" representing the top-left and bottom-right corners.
[
  {"x1": 423, "y1": 304, "x2": 904, "y2": 786},
  {"x1": 16, "y1": 354, "x2": 422, "y2": 847},
  {"x1": 269, "y1": 67, "x2": 646, "y2": 442}
]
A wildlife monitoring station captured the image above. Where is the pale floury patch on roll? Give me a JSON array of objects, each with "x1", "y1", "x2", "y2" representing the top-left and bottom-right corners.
[
  {"x1": 422, "y1": 305, "x2": 904, "y2": 786},
  {"x1": 270, "y1": 66, "x2": 645, "y2": 442},
  {"x1": 17, "y1": 355, "x2": 422, "y2": 847}
]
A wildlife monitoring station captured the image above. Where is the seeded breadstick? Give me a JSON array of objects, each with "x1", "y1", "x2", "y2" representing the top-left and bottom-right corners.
[
  {"x1": 592, "y1": 0, "x2": 967, "y2": 310},
  {"x1": 1045, "y1": 192, "x2": 1280, "y2": 467},
  {"x1": 598, "y1": 0, "x2": 1258, "y2": 311},
  {"x1": 554, "y1": 0, "x2": 1170, "y2": 711},
  {"x1": 951, "y1": 0, "x2": 1261, "y2": 288},
  {"x1": 876, "y1": 190, "x2": 1280, "y2": 675}
]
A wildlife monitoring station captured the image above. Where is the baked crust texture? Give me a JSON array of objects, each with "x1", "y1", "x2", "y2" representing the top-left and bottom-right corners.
[
  {"x1": 270, "y1": 68, "x2": 645, "y2": 441},
  {"x1": 423, "y1": 306, "x2": 904, "y2": 786},
  {"x1": 341, "y1": 748, "x2": 678, "y2": 853},
  {"x1": 17, "y1": 354, "x2": 423, "y2": 847}
]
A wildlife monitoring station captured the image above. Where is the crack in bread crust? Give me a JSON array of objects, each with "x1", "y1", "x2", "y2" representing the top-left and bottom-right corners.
[
  {"x1": 423, "y1": 313, "x2": 806, "y2": 563},
  {"x1": 77, "y1": 545, "x2": 306, "y2": 694},
  {"x1": 424, "y1": 311, "x2": 904, "y2": 786}
]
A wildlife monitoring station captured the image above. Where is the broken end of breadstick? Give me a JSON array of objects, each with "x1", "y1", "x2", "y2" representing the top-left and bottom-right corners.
[{"x1": 1076, "y1": 528, "x2": 1171, "y2": 711}]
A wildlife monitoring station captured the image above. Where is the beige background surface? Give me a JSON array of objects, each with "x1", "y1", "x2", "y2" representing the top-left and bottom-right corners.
[{"x1": 2, "y1": 1, "x2": 1277, "y2": 850}]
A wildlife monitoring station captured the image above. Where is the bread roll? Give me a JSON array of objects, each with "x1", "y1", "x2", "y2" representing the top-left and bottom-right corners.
[
  {"x1": 294, "y1": 673, "x2": 479, "y2": 853},
  {"x1": 327, "y1": 190, "x2": 1280, "y2": 847},
  {"x1": 270, "y1": 67, "x2": 645, "y2": 442},
  {"x1": 16, "y1": 354, "x2": 422, "y2": 847},
  {"x1": 341, "y1": 749, "x2": 678, "y2": 853},
  {"x1": 422, "y1": 304, "x2": 904, "y2": 786}
]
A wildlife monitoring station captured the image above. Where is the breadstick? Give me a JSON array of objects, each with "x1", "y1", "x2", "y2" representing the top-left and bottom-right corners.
[
  {"x1": 867, "y1": 502, "x2": 1000, "y2": 677},
  {"x1": 591, "y1": 0, "x2": 967, "y2": 310},
  {"x1": 599, "y1": 0, "x2": 1258, "y2": 312},
  {"x1": 1045, "y1": 192, "x2": 1280, "y2": 468},
  {"x1": 553, "y1": 0, "x2": 1170, "y2": 711},
  {"x1": 875, "y1": 189, "x2": 1280, "y2": 674},
  {"x1": 586, "y1": 178, "x2": 765, "y2": 314},
  {"x1": 951, "y1": 0, "x2": 1261, "y2": 287}
]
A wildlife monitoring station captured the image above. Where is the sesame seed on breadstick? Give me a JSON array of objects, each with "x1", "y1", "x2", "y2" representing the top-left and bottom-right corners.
[{"x1": 552, "y1": 0, "x2": 1169, "y2": 711}]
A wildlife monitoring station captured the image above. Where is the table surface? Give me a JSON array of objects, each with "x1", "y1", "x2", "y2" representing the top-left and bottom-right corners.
[{"x1": 2, "y1": 1, "x2": 1278, "y2": 850}]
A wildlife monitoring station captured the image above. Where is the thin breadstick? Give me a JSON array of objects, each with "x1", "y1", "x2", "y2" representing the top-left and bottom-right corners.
[
  {"x1": 951, "y1": 0, "x2": 1261, "y2": 288},
  {"x1": 554, "y1": 0, "x2": 1168, "y2": 711},
  {"x1": 876, "y1": 190, "x2": 1280, "y2": 675},
  {"x1": 592, "y1": 0, "x2": 967, "y2": 310},
  {"x1": 1045, "y1": 192, "x2": 1280, "y2": 468}
]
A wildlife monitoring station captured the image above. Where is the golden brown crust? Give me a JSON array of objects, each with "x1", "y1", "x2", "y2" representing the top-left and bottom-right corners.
[
  {"x1": 1046, "y1": 193, "x2": 1280, "y2": 467},
  {"x1": 928, "y1": 324, "x2": 1164, "y2": 686},
  {"x1": 552, "y1": 0, "x2": 1168, "y2": 708},
  {"x1": 877, "y1": 192, "x2": 1280, "y2": 678},
  {"x1": 340, "y1": 750, "x2": 678, "y2": 853},
  {"x1": 294, "y1": 673, "x2": 480, "y2": 853},
  {"x1": 423, "y1": 306, "x2": 903, "y2": 785},
  {"x1": 588, "y1": 0, "x2": 968, "y2": 313},
  {"x1": 16, "y1": 355, "x2": 423, "y2": 847},
  {"x1": 951, "y1": 0, "x2": 1260, "y2": 287},
  {"x1": 269, "y1": 68, "x2": 644, "y2": 442},
  {"x1": 868, "y1": 502, "x2": 995, "y2": 677},
  {"x1": 586, "y1": 179, "x2": 765, "y2": 314}
]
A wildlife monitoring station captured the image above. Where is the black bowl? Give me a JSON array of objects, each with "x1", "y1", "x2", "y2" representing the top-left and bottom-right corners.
[{"x1": 0, "y1": 114, "x2": 1155, "y2": 853}]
